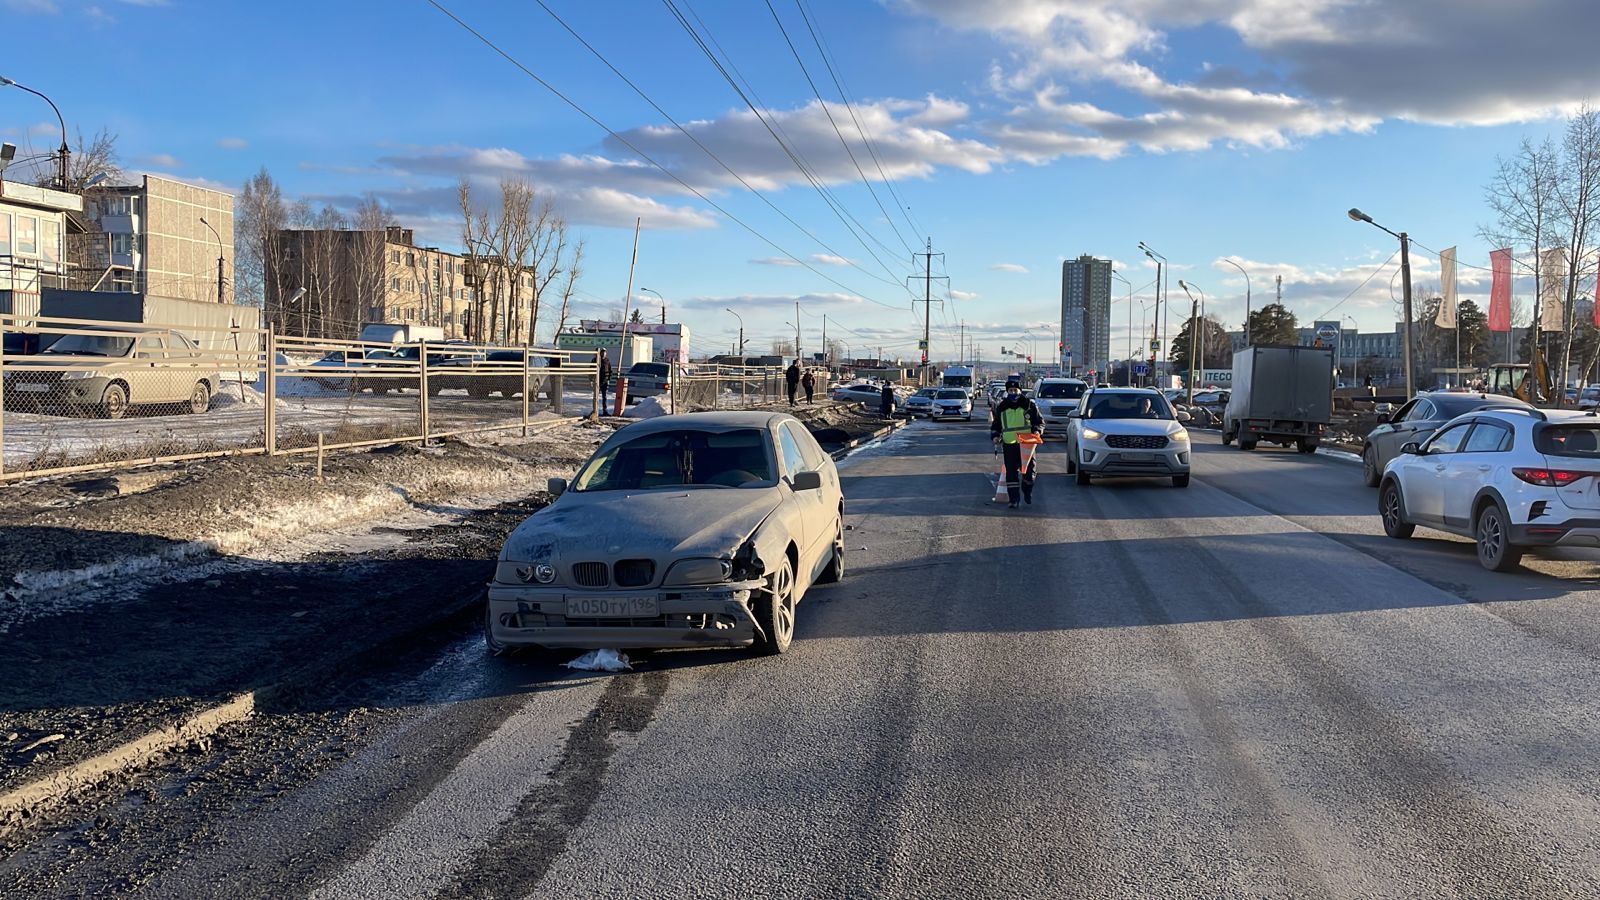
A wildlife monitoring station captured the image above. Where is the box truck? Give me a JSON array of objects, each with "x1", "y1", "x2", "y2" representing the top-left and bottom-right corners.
[{"x1": 1222, "y1": 345, "x2": 1335, "y2": 453}]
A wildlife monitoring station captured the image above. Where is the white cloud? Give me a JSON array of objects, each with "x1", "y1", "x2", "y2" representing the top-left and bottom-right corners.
[
  {"x1": 812, "y1": 254, "x2": 853, "y2": 266},
  {"x1": 950, "y1": 289, "x2": 980, "y2": 301},
  {"x1": 217, "y1": 137, "x2": 249, "y2": 150},
  {"x1": 140, "y1": 153, "x2": 182, "y2": 168},
  {"x1": 683, "y1": 292, "x2": 867, "y2": 311},
  {"x1": 990, "y1": 262, "x2": 1029, "y2": 273},
  {"x1": 751, "y1": 257, "x2": 804, "y2": 267}
]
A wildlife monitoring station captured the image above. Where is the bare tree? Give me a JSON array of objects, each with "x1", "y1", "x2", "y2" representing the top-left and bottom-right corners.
[
  {"x1": 552, "y1": 239, "x2": 585, "y2": 341},
  {"x1": 350, "y1": 194, "x2": 393, "y2": 334},
  {"x1": 1554, "y1": 107, "x2": 1600, "y2": 394},
  {"x1": 237, "y1": 167, "x2": 287, "y2": 322},
  {"x1": 494, "y1": 178, "x2": 537, "y2": 344}
]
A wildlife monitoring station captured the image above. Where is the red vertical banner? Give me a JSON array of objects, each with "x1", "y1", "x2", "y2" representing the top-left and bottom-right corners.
[{"x1": 1488, "y1": 248, "x2": 1512, "y2": 332}]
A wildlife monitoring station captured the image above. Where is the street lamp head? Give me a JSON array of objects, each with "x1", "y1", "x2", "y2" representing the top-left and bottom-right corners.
[
  {"x1": 1347, "y1": 207, "x2": 1371, "y2": 223},
  {"x1": 0, "y1": 76, "x2": 13, "y2": 87}
]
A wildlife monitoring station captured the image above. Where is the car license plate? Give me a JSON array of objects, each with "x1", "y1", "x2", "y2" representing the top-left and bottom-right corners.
[
  {"x1": 566, "y1": 595, "x2": 658, "y2": 617},
  {"x1": 1122, "y1": 452, "x2": 1152, "y2": 461},
  {"x1": 14, "y1": 383, "x2": 48, "y2": 393}
]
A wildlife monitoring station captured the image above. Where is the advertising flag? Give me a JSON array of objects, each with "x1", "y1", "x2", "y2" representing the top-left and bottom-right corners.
[
  {"x1": 1540, "y1": 247, "x2": 1567, "y2": 331},
  {"x1": 1436, "y1": 246, "x2": 1457, "y2": 328},
  {"x1": 1488, "y1": 248, "x2": 1512, "y2": 332}
]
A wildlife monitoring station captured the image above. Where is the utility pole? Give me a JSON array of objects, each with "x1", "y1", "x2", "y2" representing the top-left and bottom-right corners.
[
  {"x1": 906, "y1": 238, "x2": 948, "y2": 386},
  {"x1": 794, "y1": 299, "x2": 801, "y2": 361}
]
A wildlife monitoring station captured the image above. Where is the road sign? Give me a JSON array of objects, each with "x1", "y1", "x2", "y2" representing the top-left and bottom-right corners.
[
  {"x1": 1134, "y1": 363, "x2": 1149, "y2": 375},
  {"x1": 1149, "y1": 339, "x2": 1160, "y2": 352},
  {"x1": 917, "y1": 339, "x2": 929, "y2": 350},
  {"x1": 1064, "y1": 351, "x2": 1073, "y2": 362}
]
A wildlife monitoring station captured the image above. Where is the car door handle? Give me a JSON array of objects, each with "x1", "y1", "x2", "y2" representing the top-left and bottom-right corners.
[
  {"x1": 1477, "y1": 465, "x2": 1492, "y2": 472},
  {"x1": 1433, "y1": 464, "x2": 1447, "y2": 471}
]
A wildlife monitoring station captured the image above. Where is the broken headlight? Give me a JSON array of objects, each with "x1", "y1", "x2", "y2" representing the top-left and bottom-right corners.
[{"x1": 663, "y1": 558, "x2": 733, "y2": 586}]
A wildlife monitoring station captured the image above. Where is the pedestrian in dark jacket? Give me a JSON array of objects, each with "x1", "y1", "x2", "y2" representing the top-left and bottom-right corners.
[
  {"x1": 785, "y1": 360, "x2": 801, "y2": 406},
  {"x1": 598, "y1": 348, "x2": 613, "y2": 413},
  {"x1": 879, "y1": 383, "x2": 895, "y2": 417},
  {"x1": 801, "y1": 369, "x2": 816, "y2": 403}
]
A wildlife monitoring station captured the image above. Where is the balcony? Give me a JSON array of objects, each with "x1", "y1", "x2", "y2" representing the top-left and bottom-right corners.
[{"x1": 99, "y1": 213, "x2": 139, "y2": 234}]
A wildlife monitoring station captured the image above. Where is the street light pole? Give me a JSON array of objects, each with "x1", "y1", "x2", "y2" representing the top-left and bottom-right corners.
[
  {"x1": 1141, "y1": 242, "x2": 1168, "y2": 384},
  {"x1": 1220, "y1": 257, "x2": 1251, "y2": 345},
  {"x1": 639, "y1": 287, "x2": 664, "y2": 325},
  {"x1": 1348, "y1": 208, "x2": 1415, "y2": 399},
  {"x1": 199, "y1": 217, "x2": 224, "y2": 304},
  {"x1": 1179, "y1": 281, "x2": 1200, "y2": 404},
  {"x1": 0, "y1": 76, "x2": 68, "y2": 190},
  {"x1": 724, "y1": 307, "x2": 745, "y2": 358}
]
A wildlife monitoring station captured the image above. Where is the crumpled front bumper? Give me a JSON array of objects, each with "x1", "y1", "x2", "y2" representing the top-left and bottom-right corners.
[{"x1": 486, "y1": 579, "x2": 767, "y2": 650}]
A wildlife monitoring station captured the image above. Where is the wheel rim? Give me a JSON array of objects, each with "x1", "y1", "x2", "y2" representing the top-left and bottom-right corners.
[
  {"x1": 774, "y1": 565, "x2": 795, "y2": 640},
  {"x1": 1478, "y1": 510, "x2": 1503, "y2": 563},
  {"x1": 106, "y1": 388, "x2": 125, "y2": 416},
  {"x1": 833, "y1": 523, "x2": 845, "y2": 574},
  {"x1": 1382, "y1": 486, "x2": 1401, "y2": 529},
  {"x1": 192, "y1": 385, "x2": 207, "y2": 412}
]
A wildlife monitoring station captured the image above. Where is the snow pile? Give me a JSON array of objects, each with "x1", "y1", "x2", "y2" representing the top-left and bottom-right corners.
[{"x1": 623, "y1": 396, "x2": 668, "y2": 419}]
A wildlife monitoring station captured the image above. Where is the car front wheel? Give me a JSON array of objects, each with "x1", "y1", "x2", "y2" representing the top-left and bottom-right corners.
[
  {"x1": 1380, "y1": 481, "x2": 1414, "y2": 539},
  {"x1": 1172, "y1": 473, "x2": 1190, "y2": 488},
  {"x1": 1475, "y1": 502, "x2": 1524, "y2": 572},
  {"x1": 752, "y1": 557, "x2": 796, "y2": 655},
  {"x1": 817, "y1": 518, "x2": 846, "y2": 584}
]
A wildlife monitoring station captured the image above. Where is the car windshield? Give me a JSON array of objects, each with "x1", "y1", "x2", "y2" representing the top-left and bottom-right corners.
[
  {"x1": 1585, "y1": 388, "x2": 1600, "y2": 401},
  {"x1": 1083, "y1": 392, "x2": 1173, "y2": 420},
  {"x1": 1036, "y1": 382, "x2": 1086, "y2": 399},
  {"x1": 573, "y1": 428, "x2": 774, "y2": 491},
  {"x1": 41, "y1": 333, "x2": 135, "y2": 357},
  {"x1": 914, "y1": 389, "x2": 938, "y2": 398},
  {"x1": 937, "y1": 390, "x2": 966, "y2": 400}
]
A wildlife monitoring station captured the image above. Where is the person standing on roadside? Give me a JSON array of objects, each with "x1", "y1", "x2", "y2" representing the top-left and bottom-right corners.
[
  {"x1": 801, "y1": 368, "x2": 816, "y2": 403},
  {"x1": 990, "y1": 378, "x2": 1043, "y2": 508},
  {"x1": 598, "y1": 348, "x2": 614, "y2": 413},
  {"x1": 786, "y1": 359, "x2": 801, "y2": 407},
  {"x1": 879, "y1": 383, "x2": 895, "y2": 417}
]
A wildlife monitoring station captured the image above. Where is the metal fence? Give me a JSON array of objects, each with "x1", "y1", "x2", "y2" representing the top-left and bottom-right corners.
[
  {"x1": 0, "y1": 314, "x2": 600, "y2": 483},
  {"x1": 665, "y1": 364, "x2": 812, "y2": 412}
]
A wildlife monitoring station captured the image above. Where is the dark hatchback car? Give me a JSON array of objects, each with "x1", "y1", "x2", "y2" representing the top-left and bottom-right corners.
[{"x1": 1360, "y1": 391, "x2": 1532, "y2": 486}]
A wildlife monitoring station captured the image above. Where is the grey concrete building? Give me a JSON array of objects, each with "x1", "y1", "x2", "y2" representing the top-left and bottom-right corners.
[
  {"x1": 76, "y1": 174, "x2": 234, "y2": 301},
  {"x1": 1061, "y1": 254, "x2": 1112, "y2": 376}
]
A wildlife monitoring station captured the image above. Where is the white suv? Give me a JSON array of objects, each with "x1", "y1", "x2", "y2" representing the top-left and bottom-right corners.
[
  {"x1": 1378, "y1": 407, "x2": 1600, "y2": 571},
  {"x1": 1033, "y1": 378, "x2": 1089, "y2": 430},
  {"x1": 1065, "y1": 387, "x2": 1193, "y2": 488}
]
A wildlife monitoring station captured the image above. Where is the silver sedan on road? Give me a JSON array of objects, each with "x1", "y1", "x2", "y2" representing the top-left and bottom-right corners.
[
  {"x1": 1064, "y1": 387, "x2": 1193, "y2": 487},
  {"x1": 486, "y1": 411, "x2": 846, "y2": 656}
]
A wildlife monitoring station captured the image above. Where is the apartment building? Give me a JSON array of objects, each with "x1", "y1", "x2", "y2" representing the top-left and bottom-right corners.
[
  {"x1": 1061, "y1": 254, "x2": 1113, "y2": 376},
  {"x1": 75, "y1": 175, "x2": 233, "y2": 301}
]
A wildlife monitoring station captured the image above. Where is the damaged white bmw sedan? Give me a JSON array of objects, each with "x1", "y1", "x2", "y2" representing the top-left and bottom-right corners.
[{"x1": 486, "y1": 411, "x2": 846, "y2": 656}]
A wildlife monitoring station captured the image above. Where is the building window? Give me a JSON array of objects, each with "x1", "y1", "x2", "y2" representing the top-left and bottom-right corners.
[
  {"x1": 390, "y1": 250, "x2": 400, "y2": 264},
  {"x1": 391, "y1": 277, "x2": 400, "y2": 292},
  {"x1": 406, "y1": 252, "x2": 415, "y2": 267},
  {"x1": 110, "y1": 233, "x2": 133, "y2": 255},
  {"x1": 40, "y1": 220, "x2": 59, "y2": 264},
  {"x1": 0, "y1": 213, "x2": 10, "y2": 257},
  {"x1": 15, "y1": 216, "x2": 37, "y2": 256}
]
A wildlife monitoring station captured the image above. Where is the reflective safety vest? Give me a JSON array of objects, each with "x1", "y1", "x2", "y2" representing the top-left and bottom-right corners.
[{"x1": 1000, "y1": 404, "x2": 1030, "y2": 444}]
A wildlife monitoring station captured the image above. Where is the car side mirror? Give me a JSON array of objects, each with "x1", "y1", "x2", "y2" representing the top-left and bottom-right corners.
[
  {"x1": 547, "y1": 477, "x2": 568, "y2": 495},
  {"x1": 791, "y1": 470, "x2": 823, "y2": 492},
  {"x1": 1399, "y1": 442, "x2": 1422, "y2": 456},
  {"x1": 1176, "y1": 411, "x2": 1192, "y2": 423}
]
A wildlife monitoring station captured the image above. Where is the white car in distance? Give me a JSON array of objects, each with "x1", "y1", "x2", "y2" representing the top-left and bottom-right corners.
[
  {"x1": 1378, "y1": 407, "x2": 1600, "y2": 571},
  {"x1": 1033, "y1": 378, "x2": 1089, "y2": 432},
  {"x1": 931, "y1": 388, "x2": 973, "y2": 421}
]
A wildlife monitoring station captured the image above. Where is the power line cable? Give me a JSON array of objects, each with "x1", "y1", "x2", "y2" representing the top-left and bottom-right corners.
[
  {"x1": 664, "y1": 0, "x2": 916, "y2": 295},
  {"x1": 528, "y1": 0, "x2": 910, "y2": 295},
  {"x1": 792, "y1": 0, "x2": 926, "y2": 242},
  {"x1": 762, "y1": 0, "x2": 916, "y2": 258},
  {"x1": 1316, "y1": 249, "x2": 1399, "y2": 320},
  {"x1": 423, "y1": 0, "x2": 907, "y2": 312}
]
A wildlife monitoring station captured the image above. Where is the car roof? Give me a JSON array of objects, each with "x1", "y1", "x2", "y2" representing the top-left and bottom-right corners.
[
  {"x1": 1036, "y1": 377, "x2": 1087, "y2": 384},
  {"x1": 1088, "y1": 387, "x2": 1163, "y2": 396}
]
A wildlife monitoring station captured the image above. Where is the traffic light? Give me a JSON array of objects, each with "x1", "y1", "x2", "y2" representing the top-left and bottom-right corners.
[
  {"x1": 1026, "y1": 355, "x2": 1033, "y2": 363},
  {"x1": 1058, "y1": 342, "x2": 1064, "y2": 351}
]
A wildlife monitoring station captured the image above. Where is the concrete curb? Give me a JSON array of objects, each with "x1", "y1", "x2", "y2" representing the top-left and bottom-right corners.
[{"x1": 829, "y1": 418, "x2": 909, "y2": 461}]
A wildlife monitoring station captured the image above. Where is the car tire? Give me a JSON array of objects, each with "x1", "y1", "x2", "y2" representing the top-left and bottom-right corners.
[
  {"x1": 189, "y1": 382, "x2": 211, "y2": 415},
  {"x1": 1475, "y1": 502, "x2": 1524, "y2": 572},
  {"x1": 1172, "y1": 473, "x2": 1190, "y2": 488},
  {"x1": 1362, "y1": 446, "x2": 1381, "y2": 487},
  {"x1": 1075, "y1": 468, "x2": 1091, "y2": 486},
  {"x1": 1380, "y1": 480, "x2": 1415, "y2": 539},
  {"x1": 1239, "y1": 439, "x2": 1257, "y2": 451},
  {"x1": 1221, "y1": 429, "x2": 1234, "y2": 446},
  {"x1": 1066, "y1": 452, "x2": 1077, "y2": 475},
  {"x1": 100, "y1": 383, "x2": 129, "y2": 420},
  {"x1": 373, "y1": 385, "x2": 389, "y2": 396},
  {"x1": 1297, "y1": 439, "x2": 1317, "y2": 454},
  {"x1": 817, "y1": 518, "x2": 846, "y2": 584},
  {"x1": 752, "y1": 556, "x2": 797, "y2": 655}
]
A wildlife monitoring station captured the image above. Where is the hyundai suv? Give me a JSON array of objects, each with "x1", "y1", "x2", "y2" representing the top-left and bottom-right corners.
[{"x1": 1064, "y1": 387, "x2": 1192, "y2": 487}]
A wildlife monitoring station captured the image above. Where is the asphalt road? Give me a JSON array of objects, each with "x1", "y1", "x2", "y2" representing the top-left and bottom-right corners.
[{"x1": 11, "y1": 418, "x2": 1600, "y2": 897}]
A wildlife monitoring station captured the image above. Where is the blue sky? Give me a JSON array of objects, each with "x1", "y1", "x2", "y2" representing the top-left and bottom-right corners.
[{"x1": 1, "y1": 0, "x2": 1584, "y2": 362}]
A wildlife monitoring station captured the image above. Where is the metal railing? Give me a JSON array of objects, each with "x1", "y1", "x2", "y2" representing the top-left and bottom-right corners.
[{"x1": 0, "y1": 314, "x2": 601, "y2": 483}]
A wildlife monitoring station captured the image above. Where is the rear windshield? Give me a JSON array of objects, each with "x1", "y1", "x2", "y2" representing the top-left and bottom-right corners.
[
  {"x1": 1536, "y1": 424, "x2": 1600, "y2": 458},
  {"x1": 1036, "y1": 382, "x2": 1086, "y2": 399},
  {"x1": 629, "y1": 363, "x2": 670, "y2": 377},
  {"x1": 574, "y1": 428, "x2": 773, "y2": 491}
]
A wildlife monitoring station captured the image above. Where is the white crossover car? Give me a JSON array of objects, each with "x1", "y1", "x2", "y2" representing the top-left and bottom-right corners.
[
  {"x1": 1378, "y1": 407, "x2": 1600, "y2": 571},
  {"x1": 1033, "y1": 378, "x2": 1089, "y2": 431},
  {"x1": 1064, "y1": 387, "x2": 1192, "y2": 488},
  {"x1": 486, "y1": 412, "x2": 845, "y2": 655},
  {"x1": 931, "y1": 388, "x2": 973, "y2": 420},
  {"x1": 905, "y1": 387, "x2": 938, "y2": 417}
]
